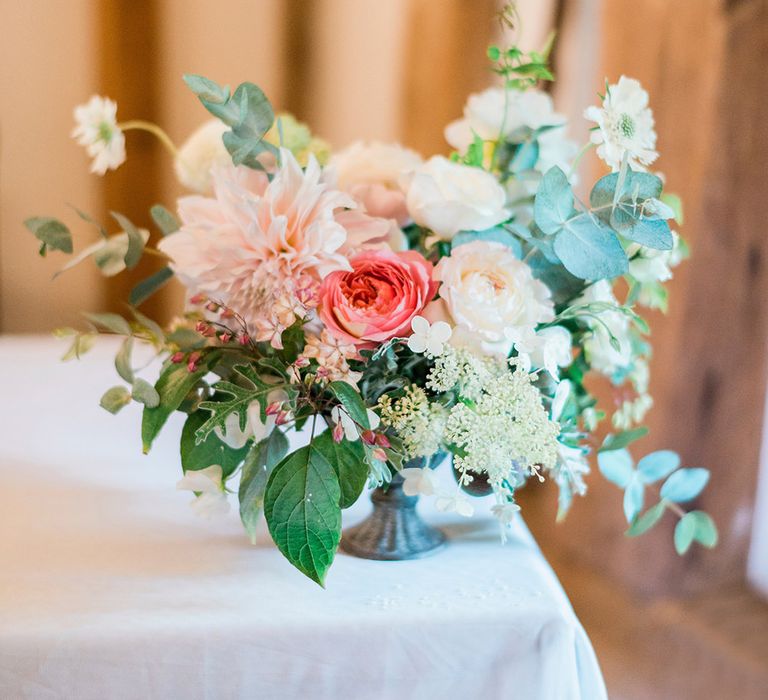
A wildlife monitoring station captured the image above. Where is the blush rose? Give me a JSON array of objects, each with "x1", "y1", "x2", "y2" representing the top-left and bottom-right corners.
[{"x1": 318, "y1": 249, "x2": 438, "y2": 346}]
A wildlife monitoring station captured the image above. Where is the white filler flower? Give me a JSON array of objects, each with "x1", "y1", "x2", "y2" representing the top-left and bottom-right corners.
[
  {"x1": 401, "y1": 467, "x2": 437, "y2": 497},
  {"x1": 407, "y1": 315, "x2": 452, "y2": 356},
  {"x1": 584, "y1": 76, "x2": 658, "y2": 171},
  {"x1": 71, "y1": 96, "x2": 126, "y2": 174},
  {"x1": 176, "y1": 465, "x2": 230, "y2": 519},
  {"x1": 175, "y1": 119, "x2": 230, "y2": 193}
]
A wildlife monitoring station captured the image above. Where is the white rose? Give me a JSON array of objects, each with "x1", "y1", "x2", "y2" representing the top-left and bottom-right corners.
[
  {"x1": 405, "y1": 156, "x2": 509, "y2": 240},
  {"x1": 175, "y1": 119, "x2": 230, "y2": 193},
  {"x1": 434, "y1": 240, "x2": 554, "y2": 355},
  {"x1": 330, "y1": 141, "x2": 422, "y2": 226}
]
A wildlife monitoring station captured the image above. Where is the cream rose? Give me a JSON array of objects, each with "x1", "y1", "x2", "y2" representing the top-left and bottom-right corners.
[
  {"x1": 174, "y1": 119, "x2": 230, "y2": 193},
  {"x1": 404, "y1": 156, "x2": 509, "y2": 240},
  {"x1": 433, "y1": 240, "x2": 554, "y2": 355},
  {"x1": 330, "y1": 141, "x2": 422, "y2": 226}
]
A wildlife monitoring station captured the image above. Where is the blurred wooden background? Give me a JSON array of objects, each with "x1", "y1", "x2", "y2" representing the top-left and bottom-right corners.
[{"x1": 2, "y1": 1, "x2": 768, "y2": 696}]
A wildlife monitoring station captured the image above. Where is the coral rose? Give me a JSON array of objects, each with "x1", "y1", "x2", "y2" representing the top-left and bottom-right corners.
[{"x1": 318, "y1": 249, "x2": 437, "y2": 346}]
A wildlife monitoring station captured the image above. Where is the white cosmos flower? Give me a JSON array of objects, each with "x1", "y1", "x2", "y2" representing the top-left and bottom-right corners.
[
  {"x1": 401, "y1": 467, "x2": 437, "y2": 497},
  {"x1": 436, "y1": 491, "x2": 474, "y2": 517},
  {"x1": 71, "y1": 96, "x2": 126, "y2": 175},
  {"x1": 407, "y1": 316, "x2": 452, "y2": 356},
  {"x1": 507, "y1": 325, "x2": 572, "y2": 379},
  {"x1": 176, "y1": 464, "x2": 230, "y2": 519},
  {"x1": 330, "y1": 406, "x2": 380, "y2": 442},
  {"x1": 584, "y1": 76, "x2": 658, "y2": 171}
]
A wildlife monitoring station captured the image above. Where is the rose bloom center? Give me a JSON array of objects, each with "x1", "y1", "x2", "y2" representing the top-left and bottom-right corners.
[{"x1": 340, "y1": 271, "x2": 396, "y2": 314}]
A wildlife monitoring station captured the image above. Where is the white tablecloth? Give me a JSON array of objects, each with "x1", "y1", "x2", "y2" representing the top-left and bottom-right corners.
[{"x1": 0, "y1": 336, "x2": 606, "y2": 700}]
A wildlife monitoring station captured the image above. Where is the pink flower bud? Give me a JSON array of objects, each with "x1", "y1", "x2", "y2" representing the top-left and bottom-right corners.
[
  {"x1": 220, "y1": 308, "x2": 234, "y2": 320},
  {"x1": 206, "y1": 302, "x2": 220, "y2": 313},
  {"x1": 375, "y1": 433, "x2": 391, "y2": 448},
  {"x1": 316, "y1": 366, "x2": 330, "y2": 378},
  {"x1": 372, "y1": 448, "x2": 387, "y2": 462},
  {"x1": 237, "y1": 333, "x2": 250, "y2": 346},
  {"x1": 332, "y1": 422, "x2": 344, "y2": 444},
  {"x1": 170, "y1": 351, "x2": 185, "y2": 364},
  {"x1": 275, "y1": 410, "x2": 292, "y2": 426},
  {"x1": 189, "y1": 293, "x2": 207, "y2": 305},
  {"x1": 294, "y1": 356, "x2": 310, "y2": 368},
  {"x1": 265, "y1": 401, "x2": 281, "y2": 416},
  {"x1": 219, "y1": 332, "x2": 232, "y2": 344},
  {"x1": 361, "y1": 430, "x2": 376, "y2": 446},
  {"x1": 195, "y1": 321, "x2": 208, "y2": 333}
]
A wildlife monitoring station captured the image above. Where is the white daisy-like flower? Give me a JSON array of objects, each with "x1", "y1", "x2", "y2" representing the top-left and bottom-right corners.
[
  {"x1": 330, "y1": 405, "x2": 380, "y2": 442},
  {"x1": 507, "y1": 326, "x2": 572, "y2": 379},
  {"x1": 407, "y1": 315, "x2": 452, "y2": 356},
  {"x1": 436, "y1": 491, "x2": 474, "y2": 518},
  {"x1": 584, "y1": 76, "x2": 658, "y2": 171},
  {"x1": 176, "y1": 464, "x2": 230, "y2": 519},
  {"x1": 401, "y1": 467, "x2": 437, "y2": 497},
  {"x1": 71, "y1": 95, "x2": 126, "y2": 175}
]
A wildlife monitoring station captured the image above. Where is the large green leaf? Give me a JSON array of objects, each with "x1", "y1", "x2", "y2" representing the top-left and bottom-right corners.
[
  {"x1": 263, "y1": 442, "x2": 342, "y2": 585},
  {"x1": 553, "y1": 214, "x2": 628, "y2": 280},
  {"x1": 181, "y1": 410, "x2": 249, "y2": 477},
  {"x1": 238, "y1": 429, "x2": 289, "y2": 542},
  {"x1": 314, "y1": 430, "x2": 368, "y2": 508},
  {"x1": 141, "y1": 351, "x2": 219, "y2": 453}
]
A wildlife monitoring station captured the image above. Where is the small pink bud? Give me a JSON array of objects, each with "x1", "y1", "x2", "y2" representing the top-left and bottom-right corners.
[
  {"x1": 294, "y1": 356, "x2": 310, "y2": 368},
  {"x1": 275, "y1": 410, "x2": 292, "y2": 426},
  {"x1": 205, "y1": 301, "x2": 220, "y2": 313},
  {"x1": 219, "y1": 332, "x2": 232, "y2": 344},
  {"x1": 237, "y1": 333, "x2": 250, "y2": 346},
  {"x1": 372, "y1": 448, "x2": 387, "y2": 462},
  {"x1": 195, "y1": 321, "x2": 208, "y2": 333},
  {"x1": 316, "y1": 366, "x2": 330, "y2": 378},
  {"x1": 170, "y1": 351, "x2": 185, "y2": 364},
  {"x1": 361, "y1": 430, "x2": 376, "y2": 446},
  {"x1": 189, "y1": 293, "x2": 206, "y2": 305},
  {"x1": 265, "y1": 401, "x2": 281, "y2": 416},
  {"x1": 332, "y1": 422, "x2": 344, "y2": 443},
  {"x1": 375, "y1": 433, "x2": 391, "y2": 448},
  {"x1": 220, "y1": 308, "x2": 234, "y2": 319}
]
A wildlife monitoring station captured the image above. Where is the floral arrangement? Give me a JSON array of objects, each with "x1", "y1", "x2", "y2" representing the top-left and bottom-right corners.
[{"x1": 27, "y1": 10, "x2": 717, "y2": 585}]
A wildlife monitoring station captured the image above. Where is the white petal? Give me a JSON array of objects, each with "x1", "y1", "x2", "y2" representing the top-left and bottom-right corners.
[
  {"x1": 411, "y1": 315, "x2": 430, "y2": 335},
  {"x1": 215, "y1": 412, "x2": 250, "y2": 449},
  {"x1": 366, "y1": 409, "x2": 381, "y2": 430},
  {"x1": 407, "y1": 334, "x2": 428, "y2": 354},
  {"x1": 426, "y1": 337, "x2": 445, "y2": 356},
  {"x1": 430, "y1": 321, "x2": 452, "y2": 343},
  {"x1": 176, "y1": 464, "x2": 223, "y2": 494},
  {"x1": 190, "y1": 492, "x2": 230, "y2": 519}
]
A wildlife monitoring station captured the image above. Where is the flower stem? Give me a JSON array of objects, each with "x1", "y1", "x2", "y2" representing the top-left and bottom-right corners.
[
  {"x1": 118, "y1": 120, "x2": 179, "y2": 157},
  {"x1": 569, "y1": 141, "x2": 595, "y2": 177}
]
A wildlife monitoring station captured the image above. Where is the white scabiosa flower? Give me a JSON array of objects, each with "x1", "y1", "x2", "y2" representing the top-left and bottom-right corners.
[
  {"x1": 71, "y1": 96, "x2": 126, "y2": 174},
  {"x1": 407, "y1": 315, "x2": 452, "y2": 357},
  {"x1": 404, "y1": 156, "x2": 509, "y2": 239},
  {"x1": 176, "y1": 464, "x2": 230, "y2": 519},
  {"x1": 174, "y1": 119, "x2": 230, "y2": 193},
  {"x1": 584, "y1": 76, "x2": 658, "y2": 171}
]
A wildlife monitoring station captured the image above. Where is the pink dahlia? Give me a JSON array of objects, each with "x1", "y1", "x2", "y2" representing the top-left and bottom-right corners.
[{"x1": 158, "y1": 149, "x2": 388, "y2": 346}]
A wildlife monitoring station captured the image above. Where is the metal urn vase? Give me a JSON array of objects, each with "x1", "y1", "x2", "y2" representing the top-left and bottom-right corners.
[{"x1": 340, "y1": 457, "x2": 446, "y2": 560}]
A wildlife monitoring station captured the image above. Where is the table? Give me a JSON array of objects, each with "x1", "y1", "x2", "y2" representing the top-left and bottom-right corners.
[{"x1": 0, "y1": 336, "x2": 607, "y2": 699}]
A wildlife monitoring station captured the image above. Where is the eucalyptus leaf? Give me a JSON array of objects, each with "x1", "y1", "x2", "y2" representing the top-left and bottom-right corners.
[
  {"x1": 24, "y1": 217, "x2": 73, "y2": 254},
  {"x1": 626, "y1": 501, "x2": 666, "y2": 537},
  {"x1": 690, "y1": 511, "x2": 718, "y2": 548},
  {"x1": 129, "y1": 267, "x2": 174, "y2": 307},
  {"x1": 100, "y1": 385, "x2": 131, "y2": 414},
  {"x1": 623, "y1": 477, "x2": 645, "y2": 523},
  {"x1": 131, "y1": 378, "x2": 160, "y2": 408},
  {"x1": 111, "y1": 212, "x2": 145, "y2": 269},
  {"x1": 660, "y1": 468, "x2": 710, "y2": 503},
  {"x1": 637, "y1": 450, "x2": 680, "y2": 483},
  {"x1": 149, "y1": 205, "x2": 180, "y2": 236},
  {"x1": 263, "y1": 442, "x2": 342, "y2": 586},
  {"x1": 452, "y1": 227, "x2": 522, "y2": 257},
  {"x1": 83, "y1": 312, "x2": 131, "y2": 336},
  {"x1": 553, "y1": 214, "x2": 628, "y2": 280},
  {"x1": 674, "y1": 513, "x2": 697, "y2": 554},
  {"x1": 597, "y1": 448, "x2": 634, "y2": 488},
  {"x1": 183, "y1": 74, "x2": 230, "y2": 104},
  {"x1": 533, "y1": 166, "x2": 574, "y2": 235},
  {"x1": 115, "y1": 336, "x2": 134, "y2": 383}
]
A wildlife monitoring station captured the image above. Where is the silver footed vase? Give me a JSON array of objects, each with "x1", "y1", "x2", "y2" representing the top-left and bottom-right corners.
[{"x1": 340, "y1": 457, "x2": 446, "y2": 561}]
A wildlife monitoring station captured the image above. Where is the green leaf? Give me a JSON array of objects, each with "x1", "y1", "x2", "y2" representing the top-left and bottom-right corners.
[
  {"x1": 660, "y1": 192, "x2": 684, "y2": 225},
  {"x1": 637, "y1": 450, "x2": 680, "y2": 483},
  {"x1": 238, "y1": 429, "x2": 289, "y2": 542},
  {"x1": 100, "y1": 385, "x2": 131, "y2": 414},
  {"x1": 553, "y1": 214, "x2": 628, "y2": 280},
  {"x1": 71, "y1": 206, "x2": 108, "y2": 238},
  {"x1": 25, "y1": 217, "x2": 73, "y2": 254},
  {"x1": 533, "y1": 166, "x2": 574, "y2": 235},
  {"x1": 111, "y1": 212, "x2": 145, "y2": 269},
  {"x1": 195, "y1": 364, "x2": 278, "y2": 444},
  {"x1": 451, "y1": 227, "x2": 522, "y2": 257},
  {"x1": 263, "y1": 442, "x2": 342, "y2": 585},
  {"x1": 660, "y1": 468, "x2": 710, "y2": 503},
  {"x1": 328, "y1": 381, "x2": 370, "y2": 430},
  {"x1": 115, "y1": 336, "x2": 134, "y2": 383},
  {"x1": 674, "y1": 512, "x2": 697, "y2": 554},
  {"x1": 600, "y1": 426, "x2": 648, "y2": 452},
  {"x1": 626, "y1": 501, "x2": 666, "y2": 537},
  {"x1": 181, "y1": 410, "x2": 250, "y2": 477},
  {"x1": 623, "y1": 476, "x2": 645, "y2": 523},
  {"x1": 149, "y1": 205, "x2": 179, "y2": 236},
  {"x1": 131, "y1": 378, "x2": 160, "y2": 408},
  {"x1": 509, "y1": 139, "x2": 539, "y2": 174},
  {"x1": 129, "y1": 267, "x2": 174, "y2": 306},
  {"x1": 183, "y1": 74, "x2": 230, "y2": 104},
  {"x1": 598, "y1": 448, "x2": 634, "y2": 488},
  {"x1": 141, "y1": 351, "x2": 219, "y2": 453},
  {"x1": 690, "y1": 511, "x2": 718, "y2": 548},
  {"x1": 130, "y1": 307, "x2": 165, "y2": 345},
  {"x1": 314, "y1": 430, "x2": 368, "y2": 508},
  {"x1": 83, "y1": 312, "x2": 131, "y2": 335}
]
